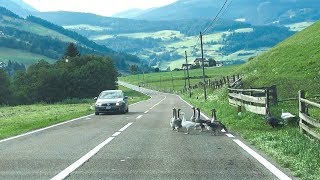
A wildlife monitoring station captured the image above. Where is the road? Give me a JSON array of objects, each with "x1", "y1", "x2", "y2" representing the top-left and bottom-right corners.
[{"x1": 0, "y1": 82, "x2": 293, "y2": 180}]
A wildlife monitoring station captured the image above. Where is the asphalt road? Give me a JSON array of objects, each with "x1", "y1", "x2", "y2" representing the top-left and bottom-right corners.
[{"x1": 0, "y1": 82, "x2": 294, "y2": 180}]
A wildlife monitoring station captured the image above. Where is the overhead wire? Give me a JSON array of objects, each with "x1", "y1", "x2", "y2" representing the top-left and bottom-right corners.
[{"x1": 202, "y1": 0, "x2": 229, "y2": 35}]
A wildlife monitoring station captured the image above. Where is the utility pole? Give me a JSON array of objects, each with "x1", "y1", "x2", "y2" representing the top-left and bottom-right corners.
[
  {"x1": 185, "y1": 51, "x2": 192, "y2": 98},
  {"x1": 183, "y1": 66, "x2": 187, "y2": 90},
  {"x1": 171, "y1": 73, "x2": 175, "y2": 92},
  {"x1": 200, "y1": 32, "x2": 207, "y2": 101}
]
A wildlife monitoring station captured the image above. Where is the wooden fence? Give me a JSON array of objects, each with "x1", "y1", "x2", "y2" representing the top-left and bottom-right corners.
[
  {"x1": 299, "y1": 90, "x2": 320, "y2": 140},
  {"x1": 189, "y1": 74, "x2": 242, "y2": 90},
  {"x1": 250, "y1": 85, "x2": 278, "y2": 105},
  {"x1": 228, "y1": 88, "x2": 268, "y2": 115}
]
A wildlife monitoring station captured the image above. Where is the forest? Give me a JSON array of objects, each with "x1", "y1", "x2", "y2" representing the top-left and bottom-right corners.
[{"x1": 0, "y1": 53, "x2": 118, "y2": 105}]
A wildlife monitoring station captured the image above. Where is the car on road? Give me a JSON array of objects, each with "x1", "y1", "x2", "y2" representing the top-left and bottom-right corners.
[{"x1": 94, "y1": 90, "x2": 129, "y2": 115}]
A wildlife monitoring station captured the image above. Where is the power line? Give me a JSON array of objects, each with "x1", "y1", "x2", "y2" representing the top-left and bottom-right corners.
[{"x1": 203, "y1": 0, "x2": 229, "y2": 35}]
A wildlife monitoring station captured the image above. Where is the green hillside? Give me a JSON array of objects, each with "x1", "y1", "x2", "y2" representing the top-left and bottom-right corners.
[
  {"x1": 0, "y1": 7, "x2": 141, "y2": 71},
  {"x1": 237, "y1": 20, "x2": 320, "y2": 99}
]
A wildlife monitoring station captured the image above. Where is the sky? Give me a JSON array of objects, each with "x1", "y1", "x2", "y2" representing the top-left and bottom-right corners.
[{"x1": 22, "y1": 0, "x2": 177, "y2": 16}]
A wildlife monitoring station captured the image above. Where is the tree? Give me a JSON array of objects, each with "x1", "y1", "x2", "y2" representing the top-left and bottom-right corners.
[
  {"x1": 0, "y1": 69, "x2": 11, "y2": 104},
  {"x1": 208, "y1": 58, "x2": 216, "y2": 67},
  {"x1": 129, "y1": 65, "x2": 139, "y2": 74},
  {"x1": 64, "y1": 42, "x2": 80, "y2": 58}
]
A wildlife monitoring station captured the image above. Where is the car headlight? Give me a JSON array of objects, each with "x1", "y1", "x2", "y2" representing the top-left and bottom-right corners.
[
  {"x1": 95, "y1": 102, "x2": 103, "y2": 107},
  {"x1": 116, "y1": 101, "x2": 124, "y2": 106}
]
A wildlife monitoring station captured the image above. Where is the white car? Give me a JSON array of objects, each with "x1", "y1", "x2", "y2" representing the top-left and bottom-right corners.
[{"x1": 94, "y1": 90, "x2": 129, "y2": 115}]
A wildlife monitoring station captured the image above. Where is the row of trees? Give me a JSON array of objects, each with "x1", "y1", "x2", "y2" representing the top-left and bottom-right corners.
[{"x1": 0, "y1": 44, "x2": 118, "y2": 105}]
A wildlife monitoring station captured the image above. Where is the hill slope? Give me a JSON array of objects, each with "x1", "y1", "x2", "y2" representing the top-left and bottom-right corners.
[
  {"x1": 133, "y1": 0, "x2": 320, "y2": 25},
  {"x1": 237, "y1": 20, "x2": 320, "y2": 99},
  {"x1": 0, "y1": 7, "x2": 140, "y2": 70}
]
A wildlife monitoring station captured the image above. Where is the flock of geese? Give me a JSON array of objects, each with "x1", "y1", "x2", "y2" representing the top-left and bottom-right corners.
[{"x1": 170, "y1": 107, "x2": 228, "y2": 135}]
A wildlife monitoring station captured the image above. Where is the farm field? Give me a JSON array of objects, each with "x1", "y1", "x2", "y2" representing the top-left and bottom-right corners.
[
  {"x1": 0, "y1": 47, "x2": 56, "y2": 66},
  {"x1": 89, "y1": 28, "x2": 267, "y2": 70}
]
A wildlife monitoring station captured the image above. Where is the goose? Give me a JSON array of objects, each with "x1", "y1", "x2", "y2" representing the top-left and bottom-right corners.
[
  {"x1": 195, "y1": 108, "x2": 206, "y2": 132},
  {"x1": 180, "y1": 110, "x2": 196, "y2": 134},
  {"x1": 173, "y1": 109, "x2": 182, "y2": 131},
  {"x1": 206, "y1": 109, "x2": 228, "y2": 135},
  {"x1": 170, "y1": 108, "x2": 177, "y2": 130},
  {"x1": 190, "y1": 107, "x2": 196, "y2": 122},
  {"x1": 281, "y1": 109, "x2": 295, "y2": 122},
  {"x1": 265, "y1": 111, "x2": 284, "y2": 128},
  {"x1": 210, "y1": 108, "x2": 217, "y2": 123}
]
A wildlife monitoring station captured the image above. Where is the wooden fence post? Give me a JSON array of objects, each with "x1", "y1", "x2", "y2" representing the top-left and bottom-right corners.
[
  {"x1": 265, "y1": 89, "x2": 269, "y2": 115},
  {"x1": 271, "y1": 85, "x2": 278, "y2": 104},
  {"x1": 299, "y1": 90, "x2": 306, "y2": 133},
  {"x1": 223, "y1": 77, "x2": 226, "y2": 84}
]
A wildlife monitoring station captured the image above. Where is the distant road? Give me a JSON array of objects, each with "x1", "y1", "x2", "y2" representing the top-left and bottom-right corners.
[{"x1": 0, "y1": 82, "x2": 293, "y2": 180}]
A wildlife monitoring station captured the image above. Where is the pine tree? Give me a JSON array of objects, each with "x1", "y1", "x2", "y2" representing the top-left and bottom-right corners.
[{"x1": 64, "y1": 42, "x2": 80, "y2": 58}]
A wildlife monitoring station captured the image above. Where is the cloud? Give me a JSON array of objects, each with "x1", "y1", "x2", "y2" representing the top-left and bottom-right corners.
[{"x1": 23, "y1": 0, "x2": 177, "y2": 16}]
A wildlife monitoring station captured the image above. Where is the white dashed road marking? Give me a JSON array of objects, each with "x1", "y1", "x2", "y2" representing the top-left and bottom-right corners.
[
  {"x1": 119, "y1": 123, "x2": 133, "y2": 132},
  {"x1": 51, "y1": 137, "x2": 115, "y2": 180},
  {"x1": 112, "y1": 132, "x2": 121, "y2": 137}
]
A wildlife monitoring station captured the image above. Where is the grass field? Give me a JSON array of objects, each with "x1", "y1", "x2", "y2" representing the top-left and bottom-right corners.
[
  {"x1": 120, "y1": 65, "x2": 239, "y2": 92},
  {"x1": 0, "y1": 47, "x2": 56, "y2": 66},
  {"x1": 0, "y1": 86, "x2": 150, "y2": 140}
]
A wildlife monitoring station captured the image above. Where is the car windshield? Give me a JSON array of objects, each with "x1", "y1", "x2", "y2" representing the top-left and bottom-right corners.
[{"x1": 99, "y1": 91, "x2": 123, "y2": 99}]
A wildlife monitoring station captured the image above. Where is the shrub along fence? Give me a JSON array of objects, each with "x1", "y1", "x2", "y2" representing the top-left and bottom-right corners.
[{"x1": 299, "y1": 90, "x2": 320, "y2": 140}]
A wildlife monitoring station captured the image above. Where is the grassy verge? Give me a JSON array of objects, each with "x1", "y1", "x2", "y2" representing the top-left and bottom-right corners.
[{"x1": 0, "y1": 85, "x2": 150, "y2": 140}]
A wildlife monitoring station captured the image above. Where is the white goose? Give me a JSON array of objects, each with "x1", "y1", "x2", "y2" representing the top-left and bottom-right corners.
[
  {"x1": 281, "y1": 109, "x2": 295, "y2": 122},
  {"x1": 180, "y1": 110, "x2": 196, "y2": 134}
]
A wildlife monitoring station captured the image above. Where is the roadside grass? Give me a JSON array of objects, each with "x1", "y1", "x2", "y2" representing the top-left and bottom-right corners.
[
  {"x1": 0, "y1": 85, "x2": 150, "y2": 140},
  {"x1": 119, "y1": 85, "x2": 150, "y2": 104}
]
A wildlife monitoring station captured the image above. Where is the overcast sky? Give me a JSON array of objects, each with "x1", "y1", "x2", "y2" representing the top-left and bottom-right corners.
[{"x1": 22, "y1": 0, "x2": 177, "y2": 16}]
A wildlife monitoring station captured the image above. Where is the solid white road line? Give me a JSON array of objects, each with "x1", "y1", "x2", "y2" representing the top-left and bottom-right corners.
[
  {"x1": 0, "y1": 114, "x2": 94, "y2": 144},
  {"x1": 233, "y1": 139, "x2": 292, "y2": 180},
  {"x1": 136, "y1": 115, "x2": 143, "y2": 119},
  {"x1": 112, "y1": 132, "x2": 121, "y2": 137},
  {"x1": 51, "y1": 137, "x2": 115, "y2": 180},
  {"x1": 119, "y1": 122, "x2": 133, "y2": 132}
]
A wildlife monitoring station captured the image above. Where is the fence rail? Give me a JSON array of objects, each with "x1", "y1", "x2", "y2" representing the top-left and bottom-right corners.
[
  {"x1": 299, "y1": 90, "x2": 320, "y2": 140},
  {"x1": 228, "y1": 88, "x2": 268, "y2": 115}
]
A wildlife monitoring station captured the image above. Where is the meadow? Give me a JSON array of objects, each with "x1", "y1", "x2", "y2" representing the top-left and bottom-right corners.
[
  {"x1": 0, "y1": 86, "x2": 150, "y2": 140},
  {"x1": 0, "y1": 47, "x2": 56, "y2": 66}
]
